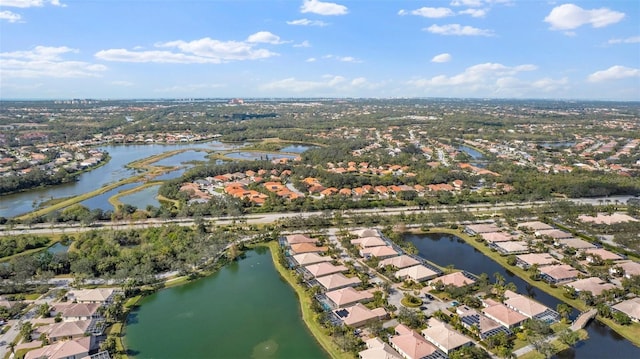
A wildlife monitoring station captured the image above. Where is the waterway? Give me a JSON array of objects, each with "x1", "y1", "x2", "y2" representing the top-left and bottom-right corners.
[
  {"x1": 0, "y1": 141, "x2": 234, "y2": 218},
  {"x1": 125, "y1": 248, "x2": 327, "y2": 359},
  {"x1": 405, "y1": 232, "x2": 640, "y2": 357}
]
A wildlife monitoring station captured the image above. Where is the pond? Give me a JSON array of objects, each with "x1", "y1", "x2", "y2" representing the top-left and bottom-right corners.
[
  {"x1": 405, "y1": 232, "x2": 640, "y2": 357},
  {"x1": 47, "y1": 242, "x2": 69, "y2": 254},
  {"x1": 119, "y1": 185, "x2": 161, "y2": 210},
  {"x1": 79, "y1": 182, "x2": 140, "y2": 211},
  {"x1": 458, "y1": 145, "x2": 485, "y2": 160},
  {"x1": 225, "y1": 152, "x2": 299, "y2": 161},
  {"x1": 280, "y1": 145, "x2": 316, "y2": 153},
  {"x1": 125, "y1": 248, "x2": 327, "y2": 359}
]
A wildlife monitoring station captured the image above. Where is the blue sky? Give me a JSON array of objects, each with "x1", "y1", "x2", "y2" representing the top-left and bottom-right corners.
[{"x1": 1, "y1": 0, "x2": 638, "y2": 100}]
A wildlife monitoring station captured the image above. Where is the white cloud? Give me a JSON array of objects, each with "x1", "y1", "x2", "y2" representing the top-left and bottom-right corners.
[
  {"x1": 0, "y1": 0, "x2": 64, "y2": 7},
  {"x1": 246, "y1": 31, "x2": 284, "y2": 44},
  {"x1": 401, "y1": 7, "x2": 455, "y2": 18},
  {"x1": 431, "y1": 53, "x2": 452, "y2": 63},
  {"x1": 459, "y1": 8, "x2": 487, "y2": 17},
  {"x1": 0, "y1": 10, "x2": 21, "y2": 22},
  {"x1": 544, "y1": 4, "x2": 625, "y2": 31},
  {"x1": 425, "y1": 24, "x2": 494, "y2": 36},
  {"x1": 286, "y1": 18, "x2": 328, "y2": 26},
  {"x1": 0, "y1": 46, "x2": 106, "y2": 78},
  {"x1": 587, "y1": 66, "x2": 640, "y2": 82},
  {"x1": 300, "y1": 0, "x2": 348, "y2": 16},
  {"x1": 409, "y1": 62, "x2": 536, "y2": 87},
  {"x1": 96, "y1": 37, "x2": 278, "y2": 64},
  {"x1": 321, "y1": 54, "x2": 362, "y2": 63},
  {"x1": 306, "y1": 57, "x2": 316, "y2": 62},
  {"x1": 450, "y1": 0, "x2": 483, "y2": 7},
  {"x1": 110, "y1": 80, "x2": 134, "y2": 87},
  {"x1": 294, "y1": 40, "x2": 311, "y2": 48},
  {"x1": 608, "y1": 36, "x2": 640, "y2": 44}
]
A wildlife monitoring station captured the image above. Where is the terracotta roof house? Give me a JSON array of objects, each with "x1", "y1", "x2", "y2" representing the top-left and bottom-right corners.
[
  {"x1": 481, "y1": 232, "x2": 517, "y2": 243},
  {"x1": 67, "y1": 288, "x2": 117, "y2": 304},
  {"x1": 584, "y1": 248, "x2": 623, "y2": 263},
  {"x1": 292, "y1": 252, "x2": 332, "y2": 267},
  {"x1": 430, "y1": 272, "x2": 476, "y2": 288},
  {"x1": 285, "y1": 234, "x2": 317, "y2": 245},
  {"x1": 325, "y1": 287, "x2": 374, "y2": 309},
  {"x1": 60, "y1": 303, "x2": 101, "y2": 322},
  {"x1": 358, "y1": 337, "x2": 403, "y2": 359},
  {"x1": 24, "y1": 336, "x2": 94, "y2": 359},
  {"x1": 539, "y1": 264, "x2": 581, "y2": 284},
  {"x1": 612, "y1": 298, "x2": 640, "y2": 322},
  {"x1": 518, "y1": 221, "x2": 553, "y2": 231},
  {"x1": 395, "y1": 265, "x2": 439, "y2": 282},
  {"x1": 379, "y1": 255, "x2": 420, "y2": 270},
  {"x1": 320, "y1": 187, "x2": 339, "y2": 197},
  {"x1": 360, "y1": 246, "x2": 399, "y2": 259},
  {"x1": 390, "y1": 324, "x2": 440, "y2": 359},
  {"x1": 556, "y1": 237, "x2": 596, "y2": 250},
  {"x1": 491, "y1": 241, "x2": 529, "y2": 255},
  {"x1": 44, "y1": 319, "x2": 101, "y2": 342},
  {"x1": 567, "y1": 277, "x2": 617, "y2": 296},
  {"x1": 579, "y1": 213, "x2": 637, "y2": 225},
  {"x1": 421, "y1": 318, "x2": 472, "y2": 354},
  {"x1": 535, "y1": 229, "x2": 573, "y2": 240},
  {"x1": 352, "y1": 228, "x2": 380, "y2": 238},
  {"x1": 289, "y1": 243, "x2": 328, "y2": 255},
  {"x1": 482, "y1": 303, "x2": 528, "y2": 329},
  {"x1": 352, "y1": 236, "x2": 387, "y2": 248},
  {"x1": 503, "y1": 291, "x2": 558, "y2": 322},
  {"x1": 457, "y1": 306, "x2": 512, "y2": 340},
  {"x1": 303, "y1": 262, "x2": 348, "y2": 278},
  {"x1": 333, "y1": 303, "x2": 387, "y2": 327},
  {"x1": 316, "y1": 273, "x2": 361, "y2": 291},
  {"x1": 516, "y1": 253, "x2": 557, "y2": 269},
  {"x1": 612, "y1": 260, "x2": 640, "y2": 278},
  {"x1": 465, "y1": 224, "x2": 501, "y2": 236}
]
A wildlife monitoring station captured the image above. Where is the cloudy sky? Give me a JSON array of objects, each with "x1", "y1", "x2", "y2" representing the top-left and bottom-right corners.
[{"x1": 1, "y1": 0, "x2": 638, "y2": 100}]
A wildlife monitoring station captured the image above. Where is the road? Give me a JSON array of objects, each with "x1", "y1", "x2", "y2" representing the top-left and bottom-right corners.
[{"x1": 1, "y1": 195, "x2": 634, "y2": 237}]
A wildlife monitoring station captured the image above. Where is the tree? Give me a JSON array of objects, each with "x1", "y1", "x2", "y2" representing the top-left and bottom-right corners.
[
  {"x1": 613, "y1": 311, "x2": 631, "y2": 325},
  {"x1": 37, "y1": 303, "x2": 51, "y2": 318},
  {"x1": 556, "y1": 303, "x2": 572, "y2": 323},
  {"x1": 558, "y1": 328, "x2": 580, "y2": 347},
  {"x1": 20, "y1": 321, "x2": 34, "y2": 342}
]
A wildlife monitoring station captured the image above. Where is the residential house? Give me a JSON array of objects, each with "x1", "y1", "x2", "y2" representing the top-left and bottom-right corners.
[
  {"x1": 567, "y1": 277, "x2": 617, "y2": 296},
  {"x1": 503, "y1": 291, "x2": 559, "y2": 323},
  {"x1": 430, "y1": 272, "x2": 475, "y2": 288},
  {"x1": 457, "y1": 306, "x2": 512, "y2": 340},
  {"x1": 395, "y1": 265, "x2": 439, "y2": 283},
  {"x1": 358, "y1": 337, "x2": 402, "y2": 359},
  {"x1": 390, "y1": 324, "x2": 441, "y2": 359},
  {"x1": 303, "y1": 262, "x2": 348, "y2": 279},
  {"x1": 289, "y1": 243, "x2": 328, "y2": 255},
  {"x1": 612, "y1": 298, "x2": 640, "y2": 322},
  {"x1": 24, "y1": 336, "x2": 94, "y2": 359},
  {"x1": 539, "y1": 265, "x2": 580, "y2": 284},
  {"x1": 379, "y1": 255, "x2": 420, "y2": 270},
  {"x1": 325, "y1": 287, "x2": 374, "y2": 309},
  {"x1": 316, "y1": 273, "x2": 361, "y2": 291},
  {"x1": 421, "y1": 318, "x2": 472, "y2": 354},
  {"x1": 66, "y1": 288, "x2": 117, "y2": 304},
  {"x1": 351, "y1": 236, "x2": 387, "y2": 249},
  {"x1": 482, "y1": 303, "x2": 527, "y2": 329},
  {"x1": 333, "y1": 303, "x2": 387, "y2": 328},
  {"x1": 465, "y1": 224, "x2": 501, "y2": 236},
  {"x1": 291, "y1": 253, "x2": 332, "y2": 267},
  {"x1": 516, "y1": 253, "x2": 557, "y2": 269},
  {"x1": 491, "y1": 241, "x2": 529, "y2": 255},
  {"x1": 360, "y1": 246, "x2": 399, "y2": 260}
]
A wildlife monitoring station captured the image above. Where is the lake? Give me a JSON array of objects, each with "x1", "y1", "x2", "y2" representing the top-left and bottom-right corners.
[
  {"x1": 0, "y1": 141, "x2": 234, "y2": 218},
  {"x1": 125, "y1": 248, "x2": 327, "y2": 359},
  {"x1": 280, "y1": 145, "x2": 316, "y2": 153},
  {"x1": 405, "y1": 232, "x2": 640, "y2": 358}
]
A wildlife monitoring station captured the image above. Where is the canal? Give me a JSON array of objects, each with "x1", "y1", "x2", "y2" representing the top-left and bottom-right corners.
[
  {"x1": 405, "y1": 232, "x2": 640, "y2": 358},
  {"x1": 125, "y1": 248, "x2": 327, "y2": 359}
]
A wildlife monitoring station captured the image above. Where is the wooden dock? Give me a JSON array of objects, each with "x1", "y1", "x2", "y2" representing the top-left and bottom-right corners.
[{"x1": 571, "y1": 309, "x2": 597, "y2": 330}]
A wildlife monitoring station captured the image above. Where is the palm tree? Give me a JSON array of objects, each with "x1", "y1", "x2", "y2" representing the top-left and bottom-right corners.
[
  {"x1": 8, "y1": 341, "x2": 16, "y2": 354},
  {"x1": 556, "y1": 303, "x2": 572, "y2": 323}
]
